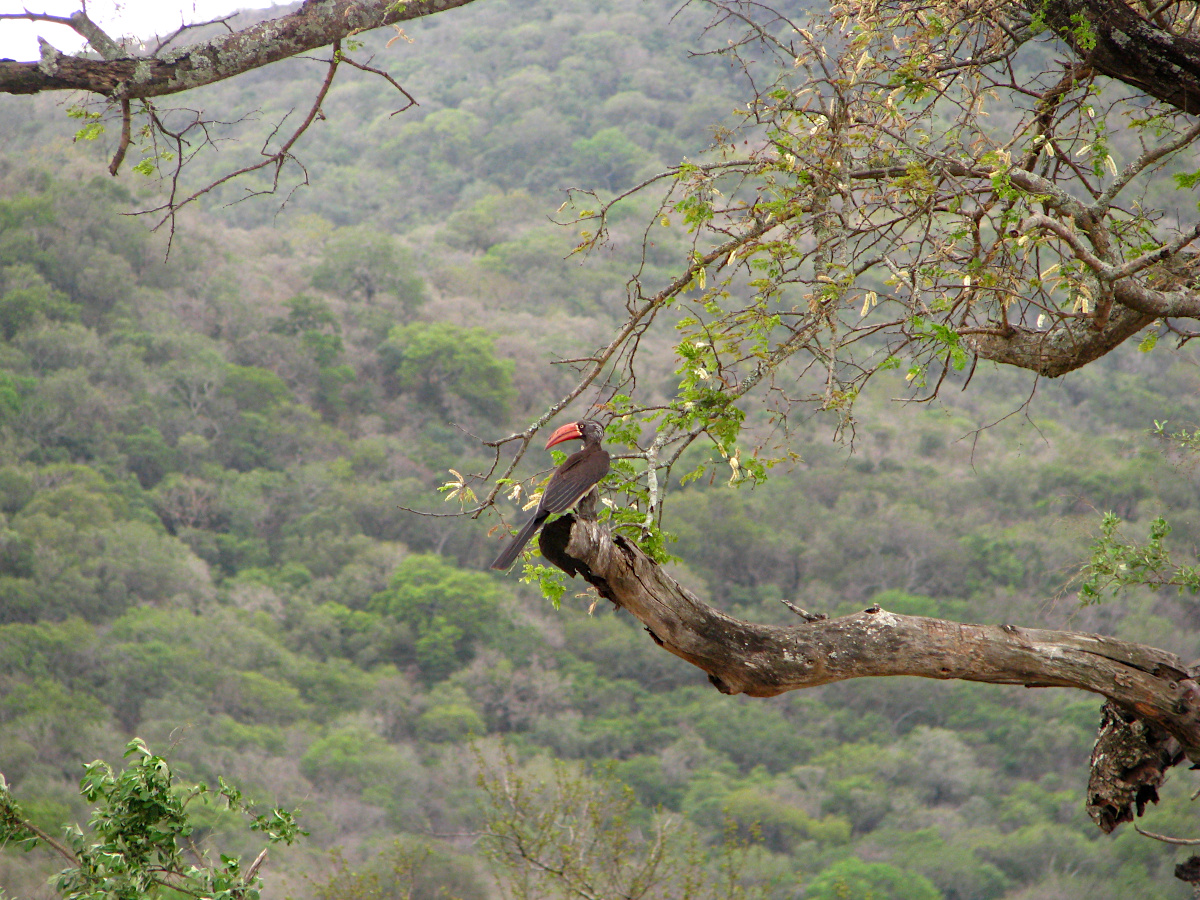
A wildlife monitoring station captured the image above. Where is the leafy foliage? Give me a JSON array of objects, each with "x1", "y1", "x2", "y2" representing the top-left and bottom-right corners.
[
  {"x1": 804, "y1": 858, "x2": 940, "y2": 900},
  {"x1": 308, "y1": 839, "x2": 487, "y2": 900},
  {"x1": 379, "y1": 322, "x2": 516, "y2": 420},
  {"x1": 478, "y1": 748, "x2": 764, "y2": 900},
  {"x1": 0, "y1": 738, "x2": 303, "y2": 900},
  {"x1": 369, "y1": 554, "x2": 513, "y2": 683},
  {"x1": 310, "y1": 227, "x2": 427, "y2": 311},
  {"x1": 1078, "y1": 513, "x2": 1200, "y2": 602}
]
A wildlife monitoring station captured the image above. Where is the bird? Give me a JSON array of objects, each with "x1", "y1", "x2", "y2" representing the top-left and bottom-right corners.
[{"x1": 490, "y1": 419, "x2": 610, "y2": 571}]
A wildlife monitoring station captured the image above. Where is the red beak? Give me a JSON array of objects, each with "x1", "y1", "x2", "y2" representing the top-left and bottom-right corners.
[{"x1": 545, "y1": 421, "x2": 583, "y2": 449}]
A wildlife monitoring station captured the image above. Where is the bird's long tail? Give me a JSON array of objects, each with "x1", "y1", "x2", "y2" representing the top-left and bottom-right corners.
[{"x1": 490, "y1": 513, "x2": 544, "y2": 570}]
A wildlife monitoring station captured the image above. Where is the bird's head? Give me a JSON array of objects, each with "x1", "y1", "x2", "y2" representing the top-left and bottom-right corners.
[{"x1": 545, "y1": 419, "x2": 604, "y2": 449}]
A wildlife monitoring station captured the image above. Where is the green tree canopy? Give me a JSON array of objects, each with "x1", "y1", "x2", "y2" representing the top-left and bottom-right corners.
[
  {"x1": 378, "y1": 322, "x2": 516, "y2": 421},
  {"x1": 369, "y1": 554, "x2": 510, "y2": 682},
  {"x1": 310, "y1": 226, "x2": 426, "y2": 311},
  {"x1": 804, "y1": 858, "x2": 941, "y2": 900}
]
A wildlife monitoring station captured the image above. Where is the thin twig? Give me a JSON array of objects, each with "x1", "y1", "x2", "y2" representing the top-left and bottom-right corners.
[
  {"x1": 145, "y1": 43, "x2": 342, "y2": 240},
  {"x1": 109, "y1": 99, "x2": 132, "y2": 176},
  {"x1": 0, "y1": 10, "x2": 125, "y2": 59},
  {"x1": 153, "y1": 14, "x2": 239, "y2": 55},
  {"x1": 1135, "y1": 823, "x2": 1200, "y2": 845},
  {"x1": 15, "y1": 818, "x2": 78, "y2": 866},
  {"x1": 336, "y1": 53, "x2": 418, "y2": 114}
]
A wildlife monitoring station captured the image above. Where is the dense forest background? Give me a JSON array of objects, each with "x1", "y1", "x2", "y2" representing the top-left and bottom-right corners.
[{"x1": 3, "y1": 0, "x2": 1200, "y2": 897}]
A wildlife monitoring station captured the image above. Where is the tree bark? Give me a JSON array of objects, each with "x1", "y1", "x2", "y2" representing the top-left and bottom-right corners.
[
  {"x1": 4, "y1": 0, "x2": 1200, "y2": 117},
  {"x1": 1036, "y1": 0, "x2": 1200, "y2": 115},
  {"x1": 0, "y1": 0, "x2": 483, "y2": 99},
  {"x1": 540, "y1": 514, "x2": 1200, "y2": 766},
  {"x1": 1088, "y1": 701, "x2": 1183, "y2": 833},
  {"x1": 964, "y1": 305, "x2": 1156, "y2": 377}
]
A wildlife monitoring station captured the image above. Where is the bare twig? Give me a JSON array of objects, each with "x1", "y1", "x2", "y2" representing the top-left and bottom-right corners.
[
  {"x1": 153, "y1": 14, "x2": 239, "y2": 55},
  {"x1": 108, "y1": 98, "x2": 131, "y2": 176},
  {"x1": 142, "y1": 42, "x2": 342, "y2": 246},
  {"x1": 335, "y1": 52, "x2": 418, "y2": 114},
  {"x1": 14, "y1": 817, "x2": 78, "y2": 866},
  {"x1": 779, "y1": 597, "x2": 827, "y2": 622},
  {"x1": 1136, "y1": 824, "x2": 1200, "y2": 845}
]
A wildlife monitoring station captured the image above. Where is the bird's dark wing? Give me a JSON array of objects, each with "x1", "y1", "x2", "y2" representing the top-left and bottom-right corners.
[
  {"x1": 491, "y1": 431, "x2": 608, "y2": 572},
  {"x1": 539, "y1": 449, "x2": 610, "y2": 514}
]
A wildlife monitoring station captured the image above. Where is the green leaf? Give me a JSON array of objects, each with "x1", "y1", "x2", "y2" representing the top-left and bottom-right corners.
[
  {"x1": 73, "y1": 123, "x2": 105, "y2": 142},
  {"x1": 520, "y1": 562, "x2": 567, "y2": 608}
]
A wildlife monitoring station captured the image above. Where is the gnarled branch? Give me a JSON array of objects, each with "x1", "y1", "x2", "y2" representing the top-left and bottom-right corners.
[
  {"x1": 0, "y1": 0, "x2": 483, "y2": 99},
  {"x1": 1090, "y1": 702, "x2": 1183, "y2": 833},
  {"x1": 540, "y1": 514, "x2": 1200, "y2": 814},
  {"x1": 963, "y1": 305, "x2": 1157, "y2": 377}
]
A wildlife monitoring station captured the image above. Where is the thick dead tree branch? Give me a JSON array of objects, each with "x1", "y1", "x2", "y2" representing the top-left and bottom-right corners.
[
  {"x1": 0, "y1": 0, "x2": 484, "y2": 99},
  {"x1": 1037, "y1": 0, "x2": 1200, "y2": 115},
  {"x1": 539, "y1": 514, "x2": 1200, "y2": 828}
]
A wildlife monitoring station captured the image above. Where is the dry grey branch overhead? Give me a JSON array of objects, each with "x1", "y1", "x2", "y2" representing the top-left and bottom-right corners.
[
  {"x1": 0, "y1": 0, "x2": 484, "y2": 213},
  {"x1": 0, "y1": 0, "x2": 484, "y2": 99},
  {"x1": 0, "y1": 0, "x2": 1196, "y2": 110}
]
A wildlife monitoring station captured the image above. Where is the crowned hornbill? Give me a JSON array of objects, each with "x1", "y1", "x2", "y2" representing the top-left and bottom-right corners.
[{"x1": 490, "y1": 419, "x2": 609, "y2": 571}]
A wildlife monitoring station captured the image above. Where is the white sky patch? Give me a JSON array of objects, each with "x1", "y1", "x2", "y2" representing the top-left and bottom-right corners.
[{"x1": 1, "y1": 0, "x2": 281, "y2": 60}]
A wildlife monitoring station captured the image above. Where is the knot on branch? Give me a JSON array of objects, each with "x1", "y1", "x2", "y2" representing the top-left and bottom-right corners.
[
  {"x1": 1087, "y1": 701, "x2": 1184, "y2": 833},
  {"x1": 36, "y1": 38, "x2": 62, "y2": 76},
  {"x1": 965, "y1": 306, "x2": 1155, "y2": 377}
]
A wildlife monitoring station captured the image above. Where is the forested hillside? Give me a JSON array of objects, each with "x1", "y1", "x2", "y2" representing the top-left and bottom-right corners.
[{"x1": 3, "y1": 1, "x2": 1200, "y2": 898}]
